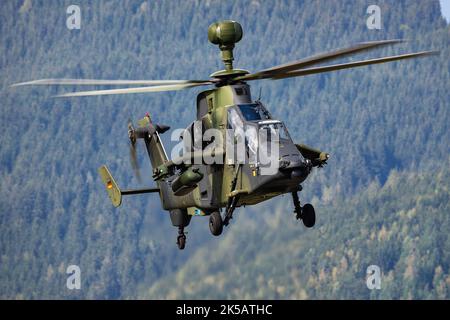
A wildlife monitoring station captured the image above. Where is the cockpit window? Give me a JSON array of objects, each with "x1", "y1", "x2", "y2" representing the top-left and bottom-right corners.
[
  {"x1": 227, "y1": 106, "x2": 293, "y2": 166},
  {"x1": 228, "y1": 108, "x2": 244, "y2": 131},
  {"x1": 259, "y1": 121, "x2": 292, "y2": 142},
  {"x1": 238, "y1": 104, "x2": 268, "y2": 121}
]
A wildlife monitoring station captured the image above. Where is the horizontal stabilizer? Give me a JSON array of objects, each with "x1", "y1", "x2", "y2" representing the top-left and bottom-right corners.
[
  {"x1": 98, "y1": 165, "x2": 122, "y2": 207},
  {"x1": 121, "y1": 188, "x2": 160, "y2": 195},
  {"x1": 99, "y1": 165, "x2": 160, "y2": 207}
]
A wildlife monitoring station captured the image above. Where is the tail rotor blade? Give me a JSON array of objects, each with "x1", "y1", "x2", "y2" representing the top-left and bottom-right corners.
[
  {"x1": 128, "y1": 119, "x2": 142, "y2": 184},
  {"x1": 129, "y1": 144, "x2": 142, "y2": 184}
]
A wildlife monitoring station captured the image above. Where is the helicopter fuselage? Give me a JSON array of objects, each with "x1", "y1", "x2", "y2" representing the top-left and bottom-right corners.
[{"x1": 152, "y1": 82, "x2": 315, "y2": 214}]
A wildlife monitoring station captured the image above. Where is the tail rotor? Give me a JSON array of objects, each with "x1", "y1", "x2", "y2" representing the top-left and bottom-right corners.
[{"x1": 128, "y1": 119, "x2": 142, "y2": 183}]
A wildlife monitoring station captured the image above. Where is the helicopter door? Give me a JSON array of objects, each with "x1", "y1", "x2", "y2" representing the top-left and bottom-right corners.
[
  {"x1": 225, "y1": 108, "x2": 261, "y2": 198},
  {"x1": 228, "y1": 107, "x2": 259, "y2": 166},
  {"x1": 189, "y1": 120, "x2": 216, "y2": 207},
  {"x1": 227, "y1": 108, "x2": 246, "y2": 165},
  {"x1": 245, "y1": 123, "x2": 258, "y2": 166}
]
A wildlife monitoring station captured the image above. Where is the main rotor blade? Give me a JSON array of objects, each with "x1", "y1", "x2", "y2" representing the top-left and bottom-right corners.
[
  {"x1": 11, "y1": 79, "x2": 209, "y2": 87},
  {"x1": 55, "y1": 82, "x2": 212, "y2": 97},
  {"x1": 237, "y1": 39, "x2": 404, "y2": 81},
  {"x1": 270, "y1": 51, "x2": 438, "y2": 80}
]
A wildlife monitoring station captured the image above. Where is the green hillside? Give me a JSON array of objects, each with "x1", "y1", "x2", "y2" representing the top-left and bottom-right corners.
[
  {"x1": 146, "y1": 164, "x2": 450, "y2": 299},
  {"x1": 0, "y1": 0, "x2": 449, "y2": 299}
]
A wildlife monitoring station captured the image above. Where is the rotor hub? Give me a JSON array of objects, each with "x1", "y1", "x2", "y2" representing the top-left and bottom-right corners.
[{"x1": 209, "y1": 68, "x2": 249, "y2": 81}]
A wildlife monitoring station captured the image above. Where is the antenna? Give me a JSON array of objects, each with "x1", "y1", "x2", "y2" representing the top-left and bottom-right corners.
[{"x1": 257, "y1": 87, "x2": 262, "y2": 101}]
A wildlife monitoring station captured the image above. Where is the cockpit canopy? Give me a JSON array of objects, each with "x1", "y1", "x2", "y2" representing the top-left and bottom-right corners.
[
  {"x1": 227, "y1": 103, "x2": 294, "y2": 166},
  {"x1": 227, "y1": 103, "x2": 292, "y2": 143},
  {"x1": 237, "y1": 103, "x2": 271, "y2": 121}
]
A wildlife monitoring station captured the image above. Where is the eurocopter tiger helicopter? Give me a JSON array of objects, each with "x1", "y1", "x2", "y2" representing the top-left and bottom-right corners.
[{"x1": 13, "y1": 21, "x2": 436, "y2": 249}]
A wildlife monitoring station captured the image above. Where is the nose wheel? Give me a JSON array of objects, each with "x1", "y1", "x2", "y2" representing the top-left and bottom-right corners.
[{"x1": 292, "y1": 191, "x2": 316, "y2": 228}]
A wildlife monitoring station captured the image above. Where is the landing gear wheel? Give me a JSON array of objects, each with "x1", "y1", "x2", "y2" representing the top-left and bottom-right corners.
[
  {"x1": 209, "y1": 211, "x2": 223, "y2": 236},
  {"x1": 177, "y1": 234, "x2": 186, "y2": 250},
  {"x1": 176, "y1": 226, "x2": 186, "y2": 250},
  {"x1": 302, "y1": 203, "x2": 316, "y2": 228}
]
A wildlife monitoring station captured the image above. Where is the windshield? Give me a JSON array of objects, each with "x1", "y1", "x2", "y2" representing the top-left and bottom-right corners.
[
  {"x1": 238, "y1": 104, "x2": 270, "y2": 121},
  {"x1": 227, "y1": 107, "x2": 290, "y2": 166},
  {"x1": 258, "y1": 121, "x2": 292, "y2": 142}
]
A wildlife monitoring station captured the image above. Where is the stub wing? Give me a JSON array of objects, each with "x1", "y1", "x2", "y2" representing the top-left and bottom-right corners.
[{"x1": 296, "y1": 144, "x2": 330, "y2": 167}]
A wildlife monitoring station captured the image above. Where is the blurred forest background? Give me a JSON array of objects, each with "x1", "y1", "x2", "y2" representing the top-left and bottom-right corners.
[{"x1": 0, "y1": 0, "x2": 449, "y2": 299}]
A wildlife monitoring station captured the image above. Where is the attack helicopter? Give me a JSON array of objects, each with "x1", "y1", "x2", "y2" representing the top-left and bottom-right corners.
[{"x1": 12, "y1": 21, "x2": 437, "y2": 249}]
